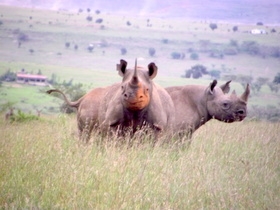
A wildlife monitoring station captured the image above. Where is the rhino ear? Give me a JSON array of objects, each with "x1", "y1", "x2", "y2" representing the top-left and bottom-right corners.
[
  {"x1": 240, "y1": 84, "x2": 250, "y2": 102},
  {"x1": 148, "y1": 62, "x2": 158, "y2": 80},
  {"x1": 208, "y1": 80, "x2": 217, "y2": 95},
  {"x1": 117, "y1": 59, "x2": 127, "y2": 77},
  {"x1": 220, "y1": 80, "x2": 231, "y2": 94}
]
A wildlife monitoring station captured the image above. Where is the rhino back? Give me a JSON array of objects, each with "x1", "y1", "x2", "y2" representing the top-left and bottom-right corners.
[{"x1": 166, "y1": 85, "x2": 208, "y2": 132}]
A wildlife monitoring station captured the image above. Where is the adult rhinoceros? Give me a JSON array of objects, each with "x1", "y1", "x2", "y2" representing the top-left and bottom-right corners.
[
  {"x1": 98, "y1": 59, "x2": 175, "y2": 137},
  {"x1": 165, "y1": 80, "x2": 250, "y2": 138}
]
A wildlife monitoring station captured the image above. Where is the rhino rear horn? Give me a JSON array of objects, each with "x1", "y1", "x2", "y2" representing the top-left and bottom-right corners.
[
  {"x1": 220, "y1": 80, "x2": 231, "y2": 94},
  {"x1": 240, "y1": 84, "x2": 250, "y2": 102},
  {"x1": 117, "y1": 59, "x2": 127, "y2": 77},
  {"x1": 147, "y1": 62, "x2": 158, "y2": 80}
]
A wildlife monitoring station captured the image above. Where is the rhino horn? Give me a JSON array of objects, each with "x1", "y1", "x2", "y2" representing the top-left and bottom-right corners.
[
  {"x1": 220, "y1": 80, "x2": 231, "y2": 94},
  {"x1": 231, "y1": 90, "x2": 237, "y2": 96},
  {"x1": 130, "y1": 59, "x2": 139, "y2": 86},
  {"x1": 240, "y1": 84, "x2": 250, "y2": 102}
]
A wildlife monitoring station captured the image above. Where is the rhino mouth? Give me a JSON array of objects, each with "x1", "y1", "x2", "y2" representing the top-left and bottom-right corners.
[{"x1": 125, "y1": 100, "x2": 147, "y2": 110}]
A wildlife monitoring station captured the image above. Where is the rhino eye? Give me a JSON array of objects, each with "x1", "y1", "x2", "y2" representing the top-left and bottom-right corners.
[{"x1": 222, "y1": 102, "x2": 230, "y2": 109}]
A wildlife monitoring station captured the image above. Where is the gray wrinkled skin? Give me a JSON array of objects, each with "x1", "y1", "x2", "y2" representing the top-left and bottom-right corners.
[{"x1": 166, "y1": 80, "x2": 250, "y2": 138}]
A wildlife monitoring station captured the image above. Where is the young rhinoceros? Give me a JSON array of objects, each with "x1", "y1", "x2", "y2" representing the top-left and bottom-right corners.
[
  {"x1": 47, "y1": 87, "x2": 107, "y2": 142},
  {"x1": 98, "y1": 59, "x2": 175, "y2": 137},
  {"x1": 165, "y1": 80, "x2": 250, "y2": 137}
]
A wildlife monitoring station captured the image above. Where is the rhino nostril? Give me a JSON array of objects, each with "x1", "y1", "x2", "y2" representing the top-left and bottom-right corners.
[
  {"x1": 124, "y1": 93, "x2": 128, "y2": 98},
  {"x1": 237, "y1": 109, "x2": 245, "y2": 115},
  {"x1": 139, "y1": 95, "x2": 144, "y2": 99}
]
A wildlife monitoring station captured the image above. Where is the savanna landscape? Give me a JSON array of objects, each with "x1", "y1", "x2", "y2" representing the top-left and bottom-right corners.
[{"x1": 0, "y1": 1, "x2": 280, "y2": 209}]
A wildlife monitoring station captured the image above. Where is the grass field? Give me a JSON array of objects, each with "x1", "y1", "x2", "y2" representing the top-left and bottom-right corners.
[
  {"x1": 0, "y1": 5, "x2": 280, "y2": 116},
  {"x1": 1, "y1": 115, "x2": 279, "y2": 209}
]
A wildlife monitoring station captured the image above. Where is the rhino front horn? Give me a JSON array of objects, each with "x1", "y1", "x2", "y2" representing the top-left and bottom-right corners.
[
  {"x1": 240, "y1": 84, "x2": 250, "y2": 102},
  {"x1": 130, "y1": 59, "x2": 139, "y2": 86}
]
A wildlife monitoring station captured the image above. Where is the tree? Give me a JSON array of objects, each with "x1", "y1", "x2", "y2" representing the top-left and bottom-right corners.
[
  {"x1": 184, "y1": 65, "x2": 208, "y2": 79},
  {"x1": 29, "y1": 49, "x2": 34, "y2": 55},
  {"x1": 86, "y1": 16, "x2": 93, "y2": 22},
  {"x1": 232, "y1": 26, "x2": 238, "y2": 32},
  {"x1": 190, "y1": 52, "x2": 199, "y2": 60},
  {"x1": 209, "y1": 70, "x2": 221, "y2": 79},
  {"x1": 148, "y1": 48, "x2": 156, "y2": 57},
  {"x1": 96, "y1": 18, "x2": 103, "y2": 24},
  {"x1": 273, "y1": 73, "x2": 280, "y2": 84},
  {"x1": 87, "y1": 45, "x2": 94, "y2": 52},
  {"x1": 126, "y1": 21, "x2": 131, "y2": 26},
  {"x1": 37, "y1": 69, "x2": 42, "y2": 75},
  {"x1": 256, "y1": 22, "x2": 264, "y2": 25},
  {"x1": 209, "y1": 23, "x2": 218, "y2": 31},
  {"x1": 121, "y1": 48, "x2": 127, "y2": 55},
  {"x1": 65, "y1": 42, "x2": 70, "y2": 48}
]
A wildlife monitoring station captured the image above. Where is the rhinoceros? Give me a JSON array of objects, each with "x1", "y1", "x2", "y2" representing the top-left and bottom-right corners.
[
  {"x1": 165, "y1": 80, "x2": 250, "y2": 137},
  {"x1": 98, "y1": 59, "x2": 175, "y2": 137},
  {"x1": 47, "y1": 87, "x2": 107, "y2": 142}
]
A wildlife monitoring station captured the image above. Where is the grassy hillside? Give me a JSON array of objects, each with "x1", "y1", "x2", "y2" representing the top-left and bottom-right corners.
[
  {"x1": 0, "y1": 5, "x2": 279, "y2": 116},
  {"x1": 1, "y1": 115, "x2": 279, "y2": 209}
]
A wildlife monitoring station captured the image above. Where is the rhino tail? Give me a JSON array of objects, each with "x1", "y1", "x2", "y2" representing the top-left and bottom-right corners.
[{"x1": 46, "y1": 89, "x2": 80, "y2": 108}]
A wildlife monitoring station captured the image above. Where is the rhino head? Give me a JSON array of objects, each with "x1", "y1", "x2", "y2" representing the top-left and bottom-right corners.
[
  {"x1": 117, "y1": 59, "x2": 157, "y2": 111},
  {"x1": 206, "y1": 80, "x2": 250, "y2": 123}
]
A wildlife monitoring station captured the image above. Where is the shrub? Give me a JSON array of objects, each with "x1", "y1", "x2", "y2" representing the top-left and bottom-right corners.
[
  {"x1": 209, "y1": 23, "x2": 217, "y2": 31},
  {"x1": 148, "y1": 48, "x2": 156, "y2": 57},
  {"x1": 87, "y1": 45, "x2": 94, "y2": 52},
  {"x1": 65, "y1": 42, "x2": 70, "y2": 48},
  {"x1": 120, "y1": 48, "x2": 127, "y2": 55},
  {"x1": 190, "y1": 52, "x2": 199, "y2": 60},
  {"x1": 209, "y1": 70, "x2": 221, "y2": 79},
  {"x1": 86, "y1": 16, "x2": 93, "y2": 22},
  {"x1": 232, "y1": 26, "x2": 238, "y2": 32},
  {"x1": 171, "y1": 52, "x2": 181, "y2": 59},
  {"x1": 0, "y1": 70, "x2": 16, "y2": 82},
  {"x1": 240, "y1": 41, "x2": 260, "y2": 55},
  {"x1": 273, "y1": 73, "x2": 280, "y2": 84},
  {"x1": 9, "y1": 109, "x2": 39, "y2": 123},
  {"x1": 184, "y1": 65, "x2": 208, "y2": 79},
  {"x1": 96, "y1": 18, "x2": 103, "y2": 24}
]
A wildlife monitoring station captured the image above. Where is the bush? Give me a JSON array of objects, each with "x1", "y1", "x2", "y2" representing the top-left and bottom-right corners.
[
  {"x1": 65, "y1": 42, "x2": 70, "y2": 48},
  {"x1": 273, "y1": 73, "x2": 280, "y2": 84},
  {"x1": 184, "y1": 65, "x2": 208, "y2": 79},
  {"x1": 190, "y1": 53, "x2": 199, "y2": 60},
  {"x1": 148, "y1": 48, "x2": 156, "y2": 57},
  {"x1": 209, "y1": 23, "x2": 217, "y2": 31},
  {"x1": 96, "y1": 18, "x2": 103, "y2": 24},
  {"x1": 120, "y1": 48, "x2": 127, "y2": 55},
  {"x1": 171, "y1": 52, "x2": 182, "y2": 59},
  {"x1": 249, "y1": 105, "x2": 280, "y2": 122},
  {"x1": 240, "y1": 41, "x2": 260, "y2": 55},
  {"x1": 0, "y1": 70, "x2": 16, "y2": 82},
  {"x1": 9, "y1": 109, "x2": 39, "y2": 123},
  {"x1": 86, "y1": 16, "x2": 93, "y2": 22},
  {"x1": 232, "y1": 26, "x2": 238, "y2": 32}
]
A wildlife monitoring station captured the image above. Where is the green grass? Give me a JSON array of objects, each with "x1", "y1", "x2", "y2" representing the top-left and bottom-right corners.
[
  {"x1": 0, "y1": 115, "x2": 279, "y2": 209},
  {"x1": 0, "y1": 5, "x2": 279, "y2": 114}
]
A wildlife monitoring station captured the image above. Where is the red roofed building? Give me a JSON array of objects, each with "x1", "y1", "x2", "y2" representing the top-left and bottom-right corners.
[{"x1": 16, "y1": 73, "x2": 48, "y2": 86}]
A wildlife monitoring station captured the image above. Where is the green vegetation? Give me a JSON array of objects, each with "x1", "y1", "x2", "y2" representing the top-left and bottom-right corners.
[
  {"x1": 1, "y1": 115, "x2": 279, "y2": 209},
  {"x1": 0, "y1": 5, "x2": 279, "y2": 118}
]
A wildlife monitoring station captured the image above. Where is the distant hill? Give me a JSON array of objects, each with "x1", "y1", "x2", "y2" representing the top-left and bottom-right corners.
[{"x1": 1, "y1": 0, "x2": 280, "y2": 25}]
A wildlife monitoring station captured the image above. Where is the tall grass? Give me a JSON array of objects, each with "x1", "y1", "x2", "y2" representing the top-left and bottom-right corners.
[{"x1": 1, "y1": 115, "x2": 279, "y2": 209}]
